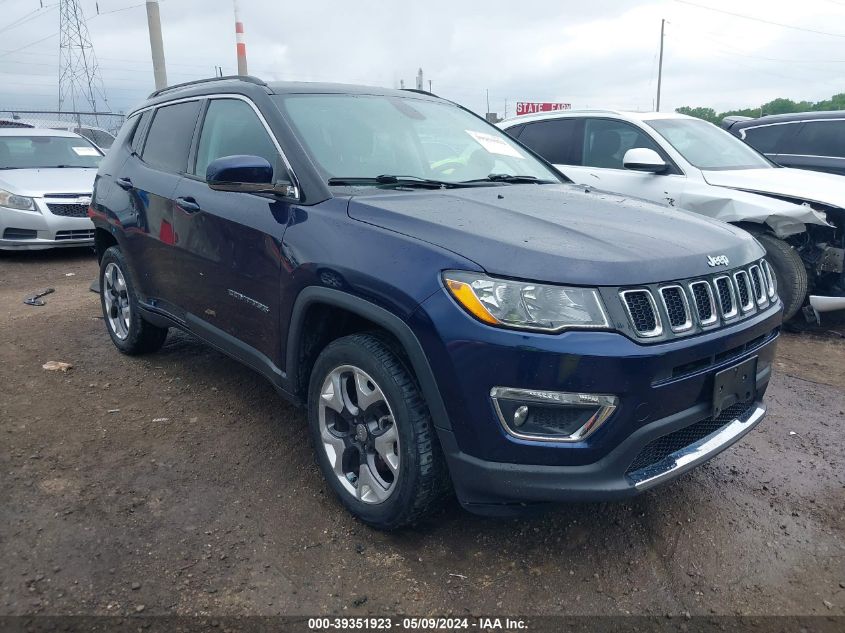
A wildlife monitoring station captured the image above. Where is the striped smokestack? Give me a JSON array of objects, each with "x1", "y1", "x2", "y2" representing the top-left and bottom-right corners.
[{"x1": 234, "y1": 0, "x2": 248, "y2": 75}]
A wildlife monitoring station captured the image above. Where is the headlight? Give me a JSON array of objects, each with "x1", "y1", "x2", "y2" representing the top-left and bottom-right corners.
[
  {"x1": 443, "y1": 271, "x2": 609, "y2": 332},
  {"x1": 0, "y1": 189, "x2": 37, "y2": 212}
]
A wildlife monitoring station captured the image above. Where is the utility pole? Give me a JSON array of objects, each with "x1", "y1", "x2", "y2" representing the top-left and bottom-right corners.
[
  {"x1": 145, "y1": 0, "x2": 167, "y2": 90},
  {"x1": 656, "y1": 18, "x2": 665, "y2": 112},
  {"x1": 234, "y1": 0, "x2": 248, "y2": 75},
  {"x1": 58, "y1": 0, "x2": 110, "y2": 111}
]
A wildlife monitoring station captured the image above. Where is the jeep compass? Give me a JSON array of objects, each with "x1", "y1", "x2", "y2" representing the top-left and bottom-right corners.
[{"x1": 90, "y1": 76, "x2": 782, "y2": 529}]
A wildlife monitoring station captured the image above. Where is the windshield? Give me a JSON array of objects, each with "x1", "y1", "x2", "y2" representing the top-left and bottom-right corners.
[
  {"x1": 275, "y1": 94, "x2": 561, "y2": 185},
  {"x1": 647, "y1": 118, "x2": 772, "y2": 171},
  {"x1": 0, "y1": 135, "x2": 103, "y2": 169}
]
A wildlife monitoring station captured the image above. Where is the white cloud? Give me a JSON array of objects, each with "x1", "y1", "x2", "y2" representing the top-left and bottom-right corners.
[{"x1": 0, "y1": 0, "x2": 842, "y2": 116}]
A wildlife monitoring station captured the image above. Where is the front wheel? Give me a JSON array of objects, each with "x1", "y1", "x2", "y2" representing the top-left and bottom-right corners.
[
  {"x1": 307, "y1": 333, "x2": 450, "y2": 529},
  {"x1": 754, "y1": 233, "x2": 808, "y2": 321}
]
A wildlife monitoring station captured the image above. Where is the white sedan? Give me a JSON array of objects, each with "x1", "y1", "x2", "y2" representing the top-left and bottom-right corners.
[
  {"x1": 0, "y1": 128, "x2": 102, "y2": 251},
  {"x1": 499, "y1": 110, "x2": 845, "y2": 320}
]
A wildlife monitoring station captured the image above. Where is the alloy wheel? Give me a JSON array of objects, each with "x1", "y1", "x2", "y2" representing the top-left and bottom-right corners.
[
  {"x1": 318, "y1": 365, "x2": 400, "y2": 504},
  {"x1": 103, "y1": 262, "x2": 131, "y2": 340}
]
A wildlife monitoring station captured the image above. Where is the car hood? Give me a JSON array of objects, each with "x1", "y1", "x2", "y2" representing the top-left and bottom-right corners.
[
  {"x1": 702, "y1": 167, "x2": 845, "y2": 210},
  {"x1": 0, "y1": 168, "x2": 97, "y2": 196},
  {"x1": 346, "y1": 184, "x2": 763, "y2": 286}
]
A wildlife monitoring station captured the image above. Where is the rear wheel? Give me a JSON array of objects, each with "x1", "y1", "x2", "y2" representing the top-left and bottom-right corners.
[
  {"x1": 99, "y1": 246, "x2": 168, "y2": 354},
  {"x1": 754, "y1": 233, "x2": 807, "y2": 321},
  {"x1": 307, "y1": 333, "x2": 450, "y2": 529}
]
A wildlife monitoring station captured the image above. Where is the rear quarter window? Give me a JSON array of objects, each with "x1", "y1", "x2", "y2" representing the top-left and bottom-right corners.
[{"x1": 788, "y1": 120, "x2": 845, "y2": 158}]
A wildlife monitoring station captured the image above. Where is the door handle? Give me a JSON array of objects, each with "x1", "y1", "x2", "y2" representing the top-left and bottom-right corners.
[
  {"x1": 175, "y1": 196, "x2": 201, "y2": 212},
  {"x1": 116, "y1": 177, "x2": 133, "y2": 190}
]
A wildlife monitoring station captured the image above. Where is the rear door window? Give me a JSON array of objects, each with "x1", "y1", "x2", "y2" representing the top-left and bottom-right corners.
[
  {"x1": 518, "y1": 118, "x2": 580, "y2": 164},
  {"x1": 788, "y1": 120, "x2": 845, "y2": 158},
  {"x1": 141, "y1": 101, "x2": 202, "y2": 173},
  {"x1": 582, "y1": 118, "x2": 663, "y2": 170},
  {"x1": 742, "y1": 123, "x2": 794, "y2": 154}
]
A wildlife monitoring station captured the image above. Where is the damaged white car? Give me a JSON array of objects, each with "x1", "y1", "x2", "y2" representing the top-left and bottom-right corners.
[{"x1": 499, "y1": 111, "x2": 844, "y2": 321}]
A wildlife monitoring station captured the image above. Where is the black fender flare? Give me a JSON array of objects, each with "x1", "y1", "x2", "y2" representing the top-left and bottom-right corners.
[{"x1": 285, "y1": 287, "x2": 452, "y2": 431}]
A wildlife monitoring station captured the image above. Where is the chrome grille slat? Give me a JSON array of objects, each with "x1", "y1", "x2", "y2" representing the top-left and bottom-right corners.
[
  {"x1": 733, "y1": 271, "x2": 755, "y2": 313},
  {"x1": 749, "y1": 265, "x2": 768, "y2": 307},
  {"x1": 620, "y1": 289, "x2": 662, "y2": 337},
  {"x1": 689, "y1": 281, "x2": 718, "y2": 326},
  {"x1": 618, "y1": 259, "x2": 778, "y2": 341},
  {"x1": 713, "y1": 276, "x2": 738, "y2": 320},
  {"x1": 760, "y1": 260, "x2": 777, "y2": 298},
  {"x1": 659, "y1": 285, "x2": 692, "y2": 332}
]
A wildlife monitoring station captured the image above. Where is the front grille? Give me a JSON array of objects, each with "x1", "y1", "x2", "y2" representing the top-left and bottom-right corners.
[
  {"x1": 621, "y1": 290, "x2": 661, "y2": 337},
  {"x1": 714, "y1": 276, "x2": 737, "y2": 319},
  {"x1": 55, "y1": 229, "x2": 94, "y2": 241},
  {"x1": 47, "y1": 203, "x2": 89, "y2": 218},
  {"x1": 734, "y1": 271, "x2": 753, "y2": 312},
  {"x1": 617, "y1": 259, "x2": 777, "y2": 342},
  {"x1": 626, "y1": 401, "x2": 755, "y2": 475},
  {"x1": 660, "y1": 285, "x2": 691, "y2": 331},
  {"x1": 3, "y1": 227, "x2": 37, "y2": 240},
  {"x1": 690, "y1": 281, "x2": 716, "y2": 325}
]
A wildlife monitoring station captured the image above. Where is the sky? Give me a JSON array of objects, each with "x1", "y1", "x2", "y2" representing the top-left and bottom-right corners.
[{"x1": 0, "y1": 0, "x2": 843, "y2": 118}]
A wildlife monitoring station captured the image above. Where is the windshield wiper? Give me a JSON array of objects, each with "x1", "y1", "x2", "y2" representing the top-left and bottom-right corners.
[
  {"x1": 327, "y1": 175, "x2": 468, "y2": 189},
  {"x1": 460, "y1": 174, "x2": 556, "y2": 185}
]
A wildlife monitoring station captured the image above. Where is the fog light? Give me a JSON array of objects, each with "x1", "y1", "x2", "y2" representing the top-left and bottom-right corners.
[{"x1": 490, "y1": 387, "x2": 618, "y2": 442}]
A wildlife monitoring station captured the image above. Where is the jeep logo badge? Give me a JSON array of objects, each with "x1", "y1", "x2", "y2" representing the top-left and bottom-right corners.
[{"x1": 707, "y1": 255, "x2": 729, "y2": 267}]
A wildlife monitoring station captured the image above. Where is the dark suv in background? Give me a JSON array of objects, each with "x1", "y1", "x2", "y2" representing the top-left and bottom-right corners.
[
  {"x1": 90, "y1": 76, "x2": 781, "y2": 528},
  {"x1": 724, "y1": 111, "x2": 845, "y2": 176}
]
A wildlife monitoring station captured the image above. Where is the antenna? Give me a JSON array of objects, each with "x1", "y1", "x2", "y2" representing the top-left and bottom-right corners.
[{"x1": 58, "y1": 0, "x2": 109, "y2": 112}]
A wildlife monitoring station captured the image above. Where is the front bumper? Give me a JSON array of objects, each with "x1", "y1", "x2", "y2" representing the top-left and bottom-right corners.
[
  {"x1": 438, "y1": 400, "x2": 766, "y2": 513},
  {"x1": 412, "y1": 288, "x2": 781, "y2": 512},
  {"x1": 0, "y1": 201, "x2": 94, "y2": 250}
]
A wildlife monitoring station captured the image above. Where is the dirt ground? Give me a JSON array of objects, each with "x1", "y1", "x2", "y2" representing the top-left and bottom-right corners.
[{"x1": 1, "y1": 248, "x2": 843, "y2": 619}]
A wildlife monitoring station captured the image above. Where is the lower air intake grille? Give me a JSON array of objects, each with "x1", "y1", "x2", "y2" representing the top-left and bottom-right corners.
[
  {"x1": 55, "y1": 229, "x2": 94, "y2": 241},
  {"x1": 3, "y1": 228, "x2": 37, "y2": 240},
  {"x1": 626, "y1": 401, "x2": 755, "y2": 475}
]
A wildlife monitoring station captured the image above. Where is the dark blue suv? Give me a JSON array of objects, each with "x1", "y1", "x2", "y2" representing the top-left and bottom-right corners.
[{"x1": 90, "y1": 76, "x2": 782, "y2": 528}]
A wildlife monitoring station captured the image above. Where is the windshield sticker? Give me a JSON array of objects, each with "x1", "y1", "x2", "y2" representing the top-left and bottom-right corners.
[
  {"x1": 465, "y1": 130, "x2": 525, "y2": 159},
  {"x1": 72, "y1": 146, "x2": 100, "y2": 156}
]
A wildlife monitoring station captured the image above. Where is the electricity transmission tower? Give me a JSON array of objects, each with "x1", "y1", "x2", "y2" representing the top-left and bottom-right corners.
[{"x1": 58, "y1": 0, "x2": 109, "y2": 112}]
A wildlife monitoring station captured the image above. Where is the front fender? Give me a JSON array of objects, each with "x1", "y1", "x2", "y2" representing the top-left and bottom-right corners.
[{"x1": 678, "y1": 183, "x2": 831, "y2": 238}]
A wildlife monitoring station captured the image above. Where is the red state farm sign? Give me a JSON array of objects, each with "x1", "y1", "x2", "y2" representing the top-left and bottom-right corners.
[{"x1": 516, "y1": 102, "x2": 571, "y2": 116}]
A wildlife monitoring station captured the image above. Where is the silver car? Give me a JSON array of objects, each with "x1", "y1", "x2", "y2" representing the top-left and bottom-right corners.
[{"x1": 0, "y1": 128, "x2": 102, "y2": 250}]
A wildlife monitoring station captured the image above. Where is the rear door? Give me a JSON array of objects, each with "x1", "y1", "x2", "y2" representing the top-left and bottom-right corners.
[
  {"x1": 170, "y1": 96, "x2": 293, "y2": 364},
  {"x1": 774, "y1": 119, "x2": 845, "y2": 175},
  {"x1": 118, "y1": 100, "x2": 202, "y2": 318}
]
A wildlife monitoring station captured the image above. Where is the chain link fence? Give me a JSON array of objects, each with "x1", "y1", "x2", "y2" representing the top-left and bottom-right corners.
[{"x1": 0, "y1": 110, "x2": 126, "y2": 149}]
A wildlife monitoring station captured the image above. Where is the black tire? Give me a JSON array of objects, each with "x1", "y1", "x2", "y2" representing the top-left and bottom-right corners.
[
  {"x1": 754, "y1": 233, "x2": 808, "y2": 321},
  {"x1": 99, "y1": 246, "x2": 168, "y2": 355},
  {"x1": 307, "y1": 333, "x2": 451, "y2": 529}
]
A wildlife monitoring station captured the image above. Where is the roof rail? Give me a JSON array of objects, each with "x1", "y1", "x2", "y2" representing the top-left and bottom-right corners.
[{"x1": 148, "y1": 75, "x2": 267, "y2": 99}]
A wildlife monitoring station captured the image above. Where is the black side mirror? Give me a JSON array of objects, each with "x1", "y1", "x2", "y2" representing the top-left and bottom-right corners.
[{"x1": 206, "y1": 155, "x2": 295, "y2": 196}]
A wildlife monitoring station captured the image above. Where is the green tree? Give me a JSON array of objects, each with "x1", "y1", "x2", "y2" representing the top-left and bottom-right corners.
[{"x1": 676, "y1": 92, "x2": 845, "y2": 124}]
